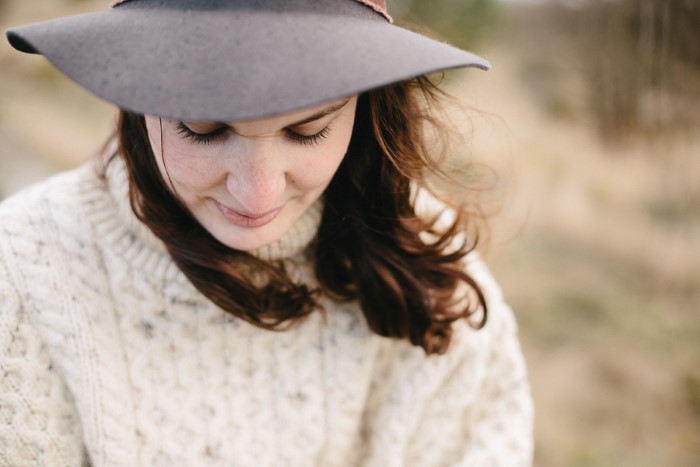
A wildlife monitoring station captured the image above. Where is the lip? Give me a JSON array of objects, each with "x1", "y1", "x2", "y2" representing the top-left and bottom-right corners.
[{"x1": 213, "y1": 200, "x2": 284, "y2": 228}]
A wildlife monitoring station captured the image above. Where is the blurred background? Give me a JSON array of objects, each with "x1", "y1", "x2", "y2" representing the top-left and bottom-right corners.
[{"x1": 1, "y1": 0, "x2": 699, "y2": 465}]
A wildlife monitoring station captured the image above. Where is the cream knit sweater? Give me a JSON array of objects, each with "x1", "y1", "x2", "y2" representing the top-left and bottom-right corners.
[{"x1": 0, "y1": 157, "x2": 533, "y2": 466}]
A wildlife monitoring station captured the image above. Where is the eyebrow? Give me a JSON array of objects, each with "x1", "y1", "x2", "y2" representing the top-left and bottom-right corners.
[
  {"x1": 183, "y1": 97, "x2": 352, "y2": 134},
  {"x1": 286, "y1": 97, "x2": 353, "y2": 127}
]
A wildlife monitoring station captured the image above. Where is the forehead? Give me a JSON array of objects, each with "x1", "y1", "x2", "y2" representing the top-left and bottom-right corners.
[{"x1": 184, "y1": 96, "x2": 357, "y2": 130}]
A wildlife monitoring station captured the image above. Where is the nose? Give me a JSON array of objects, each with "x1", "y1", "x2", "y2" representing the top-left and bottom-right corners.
[{"x1": 225, "y1": 138, "x2": 287, "y2": 214}]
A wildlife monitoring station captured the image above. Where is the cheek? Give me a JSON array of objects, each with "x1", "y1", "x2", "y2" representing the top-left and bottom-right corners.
[
  {"x1": 291, "y1": 140, "x2": 348, "y2": 191},
  {"x1": 292, "y1": 116, "x2": 355, "y2": 189},
  {"x1": 144, "y1": 117, "x2": 225, "y2": 191},
  {"x1": 290, "y1": 148, "x2": 345, "y2": 190},
  {"x1": 163, "y1": 146, "x2": 222, "y2": 189},
  {"x1": 158, "y1": 143, "x2": 223, "y2": 192}
]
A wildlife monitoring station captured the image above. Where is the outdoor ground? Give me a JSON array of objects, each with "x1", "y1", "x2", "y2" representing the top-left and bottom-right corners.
[
  {"x1": 1, "y1": 1, "x2": 699, "y2": 465},
  {"x1": 458, "y1": 7, "x2": 700, "y2": 465}
]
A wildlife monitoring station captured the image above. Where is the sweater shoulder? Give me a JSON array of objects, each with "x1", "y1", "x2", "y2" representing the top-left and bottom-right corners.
[
  {"x1": 0, "y1": 175, "x2": 90, "y2": 465},
  {"x1": 0, "y1": 164, "x2": 95, "y2": 228},
  {"x1": 0, "y1": 163, "x2": 108, "y2": 304}
]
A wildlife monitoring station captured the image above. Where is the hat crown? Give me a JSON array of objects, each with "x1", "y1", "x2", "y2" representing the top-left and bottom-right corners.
[{"x1": 111, "y1": 0, "x2": 391, "y2": 22}]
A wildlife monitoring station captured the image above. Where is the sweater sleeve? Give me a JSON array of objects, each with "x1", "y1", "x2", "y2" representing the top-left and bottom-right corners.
[
  {"x1": 454, "y1": 293, "x2": 534, "y2": 465},
  {"x1": 407, "y1": 259, "x2": 534, "y2": 467},
  {"x1": 0, "y1": 234, "x2": 86, "y2": 466}
]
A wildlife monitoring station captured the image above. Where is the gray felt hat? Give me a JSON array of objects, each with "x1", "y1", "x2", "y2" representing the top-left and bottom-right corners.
[{"x1": 6, "y1": 0, "x2": 490, "y2": 122}]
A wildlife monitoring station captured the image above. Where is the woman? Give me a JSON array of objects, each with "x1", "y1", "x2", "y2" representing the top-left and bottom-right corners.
[{"x1": 1, "y1": 0, "x2": 533, "y2": 465}]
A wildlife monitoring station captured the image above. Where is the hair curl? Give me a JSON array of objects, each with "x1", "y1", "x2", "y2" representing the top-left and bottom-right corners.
[{"x1": 114, "y1": 76, "x2": 486, "y2": 355}]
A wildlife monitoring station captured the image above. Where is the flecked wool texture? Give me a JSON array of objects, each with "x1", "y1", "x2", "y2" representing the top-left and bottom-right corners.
[{"x1": 0, "y1": 158, "x2": 533, "y2": 466}]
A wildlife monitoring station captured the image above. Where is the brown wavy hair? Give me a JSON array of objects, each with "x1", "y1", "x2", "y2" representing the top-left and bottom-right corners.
[{"x1": 114, "y1": 76, "x2": 487, "y2": 355}]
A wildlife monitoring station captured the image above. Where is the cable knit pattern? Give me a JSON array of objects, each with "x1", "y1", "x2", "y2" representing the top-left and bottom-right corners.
[{"x1": 0, "y1": 158, "x2": 533, "y2": 466}]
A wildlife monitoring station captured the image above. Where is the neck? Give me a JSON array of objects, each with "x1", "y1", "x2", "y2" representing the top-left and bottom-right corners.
[{"x1": 249, "y1": 200, "x2": 323, "y2": 261}]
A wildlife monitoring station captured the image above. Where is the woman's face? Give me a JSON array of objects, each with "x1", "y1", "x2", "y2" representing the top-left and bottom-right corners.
[{"x1": 145, "y1": 96, "x2": 358, "y2": 251}]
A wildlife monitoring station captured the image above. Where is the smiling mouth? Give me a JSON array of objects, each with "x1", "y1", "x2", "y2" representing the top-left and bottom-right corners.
[{"x1": 213, "y1": 200, "x2": 283, "y2": 228}]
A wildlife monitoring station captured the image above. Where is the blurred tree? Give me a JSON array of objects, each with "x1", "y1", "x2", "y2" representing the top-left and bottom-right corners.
[
  {"x1": 389, "y1": 0, "x2": 500, "y2": 49},
  {"x1": 580, "y1": 0, "x2": 700, "y2": 140}
]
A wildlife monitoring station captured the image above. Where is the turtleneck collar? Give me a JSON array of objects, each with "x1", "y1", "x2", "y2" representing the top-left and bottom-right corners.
[
  {"x1": 102, "y1": 155, "x2": 322, "y2": 263},
  {"x1": 249, "y1": 199, "x2": 322, "y2": 261}
]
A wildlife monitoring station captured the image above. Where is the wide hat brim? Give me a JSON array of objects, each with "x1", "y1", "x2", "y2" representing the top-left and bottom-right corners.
[{"x1": 6, "y1": 0, "x2": 490, "y2": 122}]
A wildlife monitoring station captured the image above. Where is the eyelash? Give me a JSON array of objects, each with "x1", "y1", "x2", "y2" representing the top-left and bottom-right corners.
[
  {"x1": 175, "y1": 122, "x2": 331, "y2": 146},
  {"x1": 175, "y1": 122, "x2": 226, "y2": 145},
  {"x1": 285, "y1": 126, "x2": 332, "y2": 146}
]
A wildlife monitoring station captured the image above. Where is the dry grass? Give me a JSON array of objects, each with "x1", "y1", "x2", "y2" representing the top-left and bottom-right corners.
[
  {"x1": 0, "y1": 0, "x2": 115, "y2": 197},
  {"x1": 449, "y1": 12, "x2": 700, "y2": 465}
]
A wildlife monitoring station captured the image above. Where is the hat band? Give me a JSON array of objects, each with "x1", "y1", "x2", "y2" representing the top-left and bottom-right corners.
[
  {"x1": 353, "y1": 0, "x2": 392, "y2": 22},
  {"x1": 110, "y1": 0, "x2": 392, "y2": 23}
]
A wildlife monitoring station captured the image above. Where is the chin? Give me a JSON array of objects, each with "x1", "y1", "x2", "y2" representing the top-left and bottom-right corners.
[
  {"x1": 201, "y1": 203, "x2": 306, "y2": 253},
  {"x1": 210, "y1": 222, "x2": 285, "y2": 252},
  {"x1": 215, "y1": 232, "x2": 275, "y2": 252}
]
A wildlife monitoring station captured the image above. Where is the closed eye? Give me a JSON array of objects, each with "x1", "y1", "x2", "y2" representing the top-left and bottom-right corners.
[
  {"x1": 285, "y1": 126, "x2": 332, "y2": 146},
  {"x1": 176, "y1": 122, "x2": 227, "y2": 145},
  {"x1": 176, "y1": 118, "x2": 334, "y2": 147}
]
